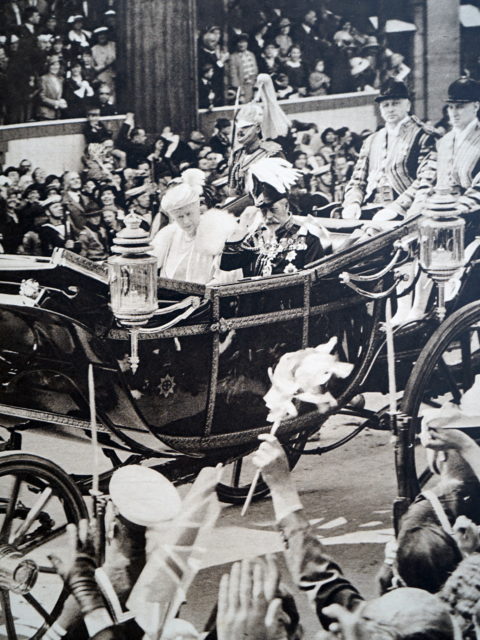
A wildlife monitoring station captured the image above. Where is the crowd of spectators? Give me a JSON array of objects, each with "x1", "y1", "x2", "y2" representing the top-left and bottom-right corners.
[
  {"x1": 0, "y1": 0, "x2": 117, "y2": 124},
  {"x1": 198, "y1": 3, "x2": 411, "y2": 109},
  {"x1": 0, "y1": 110, "x2": 370, "y2": 258},
  {"x1": 39, "y1": 420, "x2": 480, "y2": 640}
]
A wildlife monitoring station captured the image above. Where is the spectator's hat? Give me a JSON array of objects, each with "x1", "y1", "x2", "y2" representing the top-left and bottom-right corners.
[
  {"x1": 104, "y1": 9, "x2": 116, "y2": 16},
  {"x1": 362, "y1": 35, "x2": 380, "y2": 52},
  {"x1": 68, "y1": 14, "x2": 84, "y2": 23},
  {"x1": 279, "y1": 18, "x2": 291, "y2": 27},
  {"x1": 360, "y1": 588, "x2": 454, "y2": 638},
  {"x1": 350, "y1": 56, "x2": 371, "y2": 76},
  {"x1": 446, "y1": 76, "x2": 480, "y2": 103},
  {"x1": 161, "y1": 183, "x2": 200, "y2": 213},
  {"x1": 375, "y1": 79, "x2": 410, "y2": 102},
  {"x1": 246, "y1": 157, "x2": 301, "y2": 207},
  {"x1": 0, "y1": 36, "x2": 6, "y2": 45},
  {"x1": 37, "y1": 34, "x2": 51, "y2": 42},
  {"x1": 215, "y1": 117, "x2": 230, "y2": 130},
  {"x1": 125, "y1": 184, "x2": 149, "y2": 201},
  {"x1": 236, "y1": 103, "x2": 264, "y2": 128},
  {"x1": 10, "y1": 34, "x2": 19, "y2": 44},
  {"x1": 109, "y1": 465, "x2": 181, "y2": 526},
  {"x1": 42, "y1": 194, "x2": 62, "y2": 210},
  {"x1": 333, "y1": 30, "x2": 353, "y2": 46},
  {"x1": 189, "y1": 130, "x2": 206, "y2": 145},
  {"x1": 235, "y1": 32, "x2": 249, "y2": 43},
  {"x1": 93, "y1": 26, "x2": 108, "y2": 35},
  {"x1": 23, "y1": 184, "x2": 43, "y2": 198}
]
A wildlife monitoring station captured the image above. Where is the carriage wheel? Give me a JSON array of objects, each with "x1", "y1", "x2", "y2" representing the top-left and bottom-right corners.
[
  {"x1": 216, "y1": 430, "x2": 309, "y2": 505},
  {"x1": 401, "y1": 300, "x2": 480, "y2": 495},
  {"x1": 0, "y1": 452, "x2": 87, "y2": 640}
]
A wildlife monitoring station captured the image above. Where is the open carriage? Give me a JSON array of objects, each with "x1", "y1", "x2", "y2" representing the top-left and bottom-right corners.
[{"x1": 0, "y1": 210, "x2": 479, "y2": 638}]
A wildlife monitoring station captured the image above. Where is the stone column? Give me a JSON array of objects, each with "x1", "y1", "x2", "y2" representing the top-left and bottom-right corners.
[
  {"x1": 412, "y1": 0, "x2": 460, "y2": 121},
  {"x1": 116, "y1": 0, "x2": 198, "y2": 138}
]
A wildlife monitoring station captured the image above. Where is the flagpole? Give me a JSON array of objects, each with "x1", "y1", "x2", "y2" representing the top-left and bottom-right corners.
[
  {"x1": 385, "y1": 298, "x2": 397, "y2": 415},
  {"x1": 241, "y1": 420, "x2": 280, "y2": 517},
  {"x1": 88, "y1": 364, "x2": 100, "y2": 496}
]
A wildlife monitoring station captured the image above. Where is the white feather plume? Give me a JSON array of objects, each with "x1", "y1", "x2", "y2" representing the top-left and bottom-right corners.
[
  {"x1": 195, "y1": 208, "x2": 238, "y2": 256},
  {"x1": 245, "y1": 157, "x2": 301, "y2": 196}
]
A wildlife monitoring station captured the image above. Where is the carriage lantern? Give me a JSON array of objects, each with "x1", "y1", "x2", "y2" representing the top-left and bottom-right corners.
[
  {"x1": 418, "y1": 190, "x2": 465, "y2": 320},
  {"x1": 108, "y1": 213, "x2": 158, "y2": 372}
]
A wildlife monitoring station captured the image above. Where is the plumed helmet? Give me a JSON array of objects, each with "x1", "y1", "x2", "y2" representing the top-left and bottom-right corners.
[
  {"x1": 446, "y1": 76, "x2": 480, "y2": 103},
  {"x1": 246, "y1": 157, "x2": 301, "y2": 207},
  {"x1": 236, "y1": 103, "x2": 264, "y2": 129}
]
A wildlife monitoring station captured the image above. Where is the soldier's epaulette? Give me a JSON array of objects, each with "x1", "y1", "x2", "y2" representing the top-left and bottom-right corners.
[
  {"x1": 261, "y1": 140, "x2": 283, "y2": 154},
  {"x1": 411, "y1": 115, "x2": 440, "y2": 137}
]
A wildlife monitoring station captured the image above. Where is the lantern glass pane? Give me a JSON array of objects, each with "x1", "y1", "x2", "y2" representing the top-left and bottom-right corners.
[
  {"x1": 108, "y1": 257, "x2": 157, "y2": 322},
  {"x1": 419, "y1": 216, "x2": 465, "y2": 272}
]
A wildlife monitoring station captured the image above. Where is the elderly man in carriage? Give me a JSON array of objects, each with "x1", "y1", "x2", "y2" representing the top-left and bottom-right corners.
[{"x1": 221, "y1": 158, "x2": 326, "y2": 278}]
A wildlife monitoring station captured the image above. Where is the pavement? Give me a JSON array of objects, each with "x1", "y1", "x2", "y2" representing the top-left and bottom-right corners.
[{"x1": 1, "y1": 391, "x2": 411, "y2": 638}]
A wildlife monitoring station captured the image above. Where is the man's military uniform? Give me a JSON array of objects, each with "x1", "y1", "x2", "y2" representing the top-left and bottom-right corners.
[
  {"x1": 228, "y1": 139, "x2": 284, "y2": 196},
  {"x1": 221, "y1": 217, "x2": 324, "y2": 277},
  {"x1": 343, "y1": 81, "x2": 438, "y2": 216}
]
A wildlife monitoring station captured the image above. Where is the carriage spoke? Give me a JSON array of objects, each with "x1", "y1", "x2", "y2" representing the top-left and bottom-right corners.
[
  {"x1": 0, "y1": 476, "x2": 22, "y2": 542},
  {"x1": 23, "y1": 592, "x2": 54, "y2": 626},
  {"x1": 460, "y1": 332, "x2": 473, "y2": 391},
  {"x1": 37, "y1": 565, "x2": 57, "y2": 575},
  {"x1": 438, "y1": 357, "x2": 462, "y2": 404},
  {"x1": 230, "y1": 459, "x2": 243, "y2": 488},
  {"x1": 1, "y1": 589, "x2": 18, "y2": 640},
  {"x1": 19, "y1": 524, "x2": 68, "y2": 555},
  {"x1": 9, "y1": 488, "x2": 52, "y2": 547}
]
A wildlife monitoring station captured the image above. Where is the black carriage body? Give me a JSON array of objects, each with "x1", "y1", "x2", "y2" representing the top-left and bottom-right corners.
[{"x1": 0, "y1": 220, "x2": 420, "y2": 458}]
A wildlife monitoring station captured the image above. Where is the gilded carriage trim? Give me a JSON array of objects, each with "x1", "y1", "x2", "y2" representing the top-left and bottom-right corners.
[
  {"x1": 157, "y1": 277, "x2": 206, "y2": 296},
  {"x1": 53, "y1": 248, "x2": 109, "y2": 283},
  {"x1": 106, "y1": 295, "x2": 365, "y2": 341},
  {"x1": 209, "y1": 270, "x2": 310, "y2": 295},
  {"x1": 302, "y1": 273, "x2": 311, "y2": 348},
  {"x1": 0, "y1": 403, "x2": 110, "y2": 433},
  {"x1": 205, "y1": 293, "x2": 221, "y2": 437},
  {"x1": 155, "y1": 409, "x2": 332, "y2": 452},
  {"x1": 107, "y1": 324, "x2": 210, "y2": 339}
]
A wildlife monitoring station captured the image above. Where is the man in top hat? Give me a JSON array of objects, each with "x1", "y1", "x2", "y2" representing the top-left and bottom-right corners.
[
  {"x1": 399, "y1": 76, "x2": 480, "y2": 218},
  {"x1": 341, "y1": 79, "x2": 438, "y2": 219},
  {"x1": 221, "y1": 157, "x2": 325, "y2": 277},
  {"x1": 228, "y1": 102, "x2": 284, "y2": 197}
]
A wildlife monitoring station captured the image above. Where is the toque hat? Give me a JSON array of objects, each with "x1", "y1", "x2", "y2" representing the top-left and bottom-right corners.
[
  {"x1": 446, "y1": 76, "x2": 480, "y2": 103},
  {"x1": 161, "y1": 182, "x2": 200, "y2": 213},
  {"x1": 375, "y1": 79, "x2": 410, "y2": 102}
]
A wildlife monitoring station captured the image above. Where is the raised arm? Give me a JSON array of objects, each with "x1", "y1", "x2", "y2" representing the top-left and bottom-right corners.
[{"x1": 252, "y1": 435, "x2": 363, "y2": 628}]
